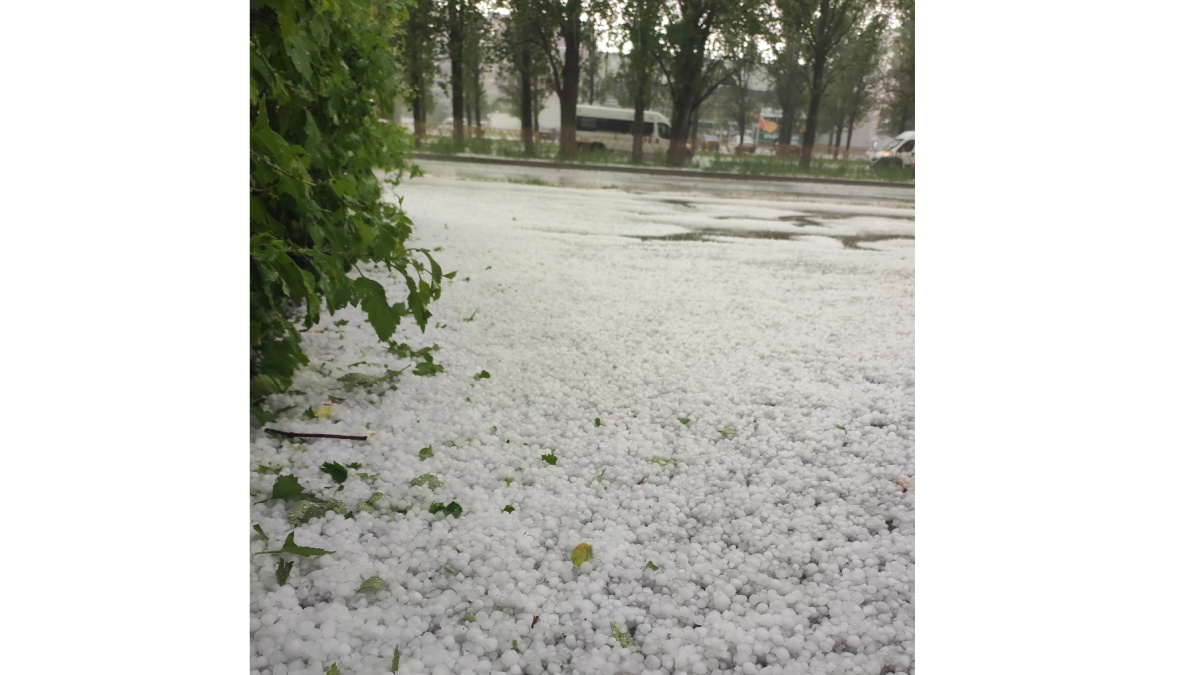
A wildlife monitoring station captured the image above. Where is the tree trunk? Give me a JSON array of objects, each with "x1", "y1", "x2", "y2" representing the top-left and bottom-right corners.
[
  {"x1": 473, "y1": 65, "x2": 484, "y2": 139},
  {"x1": 834, "y1": 124, "x2": 843, "y2": 158},
  {"x1": 844, "y1": 113, "x2": 856, "y2": 160},
  {"x1": 558, "y1": 26, "x2": 581, "y2": 160},
  {"x1": 407, "y1": 33, "x2": 425, "y2": 148},
  {"x1": 800, "y1": 56, "x2": 825, "y2": 167},
  {"x1": 690, "y1": 106, "x2": 700, "y2": 152},
  {"x1": 665, "y1": 14, "x2": 709, "y2": 167},
  {"x1": 448, "y1": 0, "x2": 465, "y2": 148},
  {"x1": 520, "y1": 48, "x2": 535, "y2": 157},
  {"x1": 632, "y1": 96, "x2": 646, "y2": 164}
]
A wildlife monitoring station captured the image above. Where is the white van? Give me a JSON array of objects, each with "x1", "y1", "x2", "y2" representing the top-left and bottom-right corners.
[
  {"x1": 869, "y1": 130, "x2": 915, "y2": 168},
  {"x1": 575, "y1": 105, "x2": 672, "y2": 152}
]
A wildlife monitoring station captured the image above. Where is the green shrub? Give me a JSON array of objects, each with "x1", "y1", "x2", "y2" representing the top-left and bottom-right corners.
[{"x1": 250, "y1": 0, "x2": 442, "y2": 402}]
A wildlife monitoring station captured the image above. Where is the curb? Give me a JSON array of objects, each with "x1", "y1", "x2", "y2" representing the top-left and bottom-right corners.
[{"x1": 413, "y1": 153, "x2": 915, "y2": 190}]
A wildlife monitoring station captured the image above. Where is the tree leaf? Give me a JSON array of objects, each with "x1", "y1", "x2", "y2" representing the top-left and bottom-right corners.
[
  {"x1": 270, "y1": 475, "x2": 306, "y2": 500},
  {"x1": 339, "y1": 369, "x2": 406, "y2": 389},
  {"x1": 610, "y1": 622, "x2": 638, "y2": 650},
  {"x1": 253, "y1": 524, "x2": 270, "y2": 542},
  {"x1": 279, "y1": 532, "x2": 333, "y2": 556},
  {"x1": 325, "y1": 664, "x2": 339, "y2": 675},
  {"x1": 320, "y1": 461, "x2": 348, "y2": 484},
  {"x1": 257, "y1": 532, "x2": 333, "y2": 557},
  {"x1": 358, "y1": 576, "x2": 385, "y2": 592},
  {"x1": 678, "y1": 417, "x2": 691, "y2": 425},
  {"x1": 419, "y1": 445, "x2": 433, "y2": 460},
  {"x1": 473, "y1": 370, "x2": 490, "y2": 380},
  {"x1": 572, "y1": 543, "x2": 593, "y2": 567},
  {"x1": 252, "y1": 407, "x2": 277, "y2": 424},
  {"x1": 275, "y1": 558, "x2": 294, "y2": 585},
  {"x1": 429, "y1": 501, "x2": 462, "y2": 518},
  {"x1": 391, "y1": 647, "x2": 400, "y2": 673},
  {"x1": 502, "y1": 505, "x2": 514, "y2": 513},
  {"x1": 645, "y1": 560, "x2": 659, "y2": 571},
  {"x1": 413, "y1": 361, "x2": 444, "y2": 377},
  {"x1": 354, "y1": 277, "x2": 401, "y2": 341},
  {"x1": 409, "y1": 473, "x2": 442, "y2": 489},
  {"x1": 313, "y1": 404, "x2": 333, "y2": 419},
  {"x1": 541, "y1": 452, "x2": 557, "y2": 466},
  {"x1": 594, "y1": 418, "x2": 602, "y2": 427}
]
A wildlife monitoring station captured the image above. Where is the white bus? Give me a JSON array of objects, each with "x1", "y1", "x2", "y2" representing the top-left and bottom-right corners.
[{"x1": 574, "y1": 105, "x2": 672, "y2": 153}]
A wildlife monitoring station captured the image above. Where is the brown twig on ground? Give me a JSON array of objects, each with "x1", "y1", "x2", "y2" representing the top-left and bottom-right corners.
[{"x1": 264, "y1": 428, "x2": 368, "y2": 441}]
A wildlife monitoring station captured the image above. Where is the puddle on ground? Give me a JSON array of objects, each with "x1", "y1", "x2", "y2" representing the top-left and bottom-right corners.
[
  {"x1": 626, "y1": 229, "x2": 915, "y2": 249},
  {"x1": 714, "y1": 214, "x2": 825, "y2": 228},
  {"x1": 628, "y1": 229, "x2": 796, "y2": 242},
  {"x1": 801, "y1": 210, "x2": 915, "y2": 221},
  {"x1": 814, "y1": 233, "x2": 915, "y2": 250},
  {"x1": 776, "y1": 215, "x2": 826, "y2": 227}
]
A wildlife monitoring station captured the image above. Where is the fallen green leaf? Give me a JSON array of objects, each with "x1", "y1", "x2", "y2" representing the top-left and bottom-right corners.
[
  {"x1": 571, "y1": 543, "x2": 593, "y2": 567},
  {"x1": 391, "y1": 646, "x2": 400, "y2": 673},
  {"x1": 678, "y1": 417, "x2": 691, "y2": 425},
  {"x1": 413, "y1": 361, "x2": 444, "y2": 377},
  {"x1": 419, "y1": 445, "x2": 433, "y2": 460},
  {"x1": 429, "y1": 501, "x2": 462, "y2": 518},
  {"x1": 358, "y1": 576, "x2": 385, "y2": 592},
  {"x1": 339, "y1": 369, "x2": 406, "y2": 390},
  {"x1": 610, "y1": 622, "x2": 638, "y2": 650},
  {"x1": 255, "y1": 532, "x2": 333, "y2": 557},
  {"x1": 253, "y1": 524, "x2": 269, "y2": 542},
  {"x1": 645, "y1": 560, "x2": 659, "y2": 571},
  {"x1": 275, "y1": 558, "x2": 293, "y2": 585},
  {"x1": 320, "y1": 461, "x2": 348, "y2": 484},
  {"x1": 474, "y1": 370, "x2": 491, "y2": 380},
  {"x1": 410, "y1": 473, "x2": 442, "y2": 489},
  {"x1": 502, "y1": 505, "x2": 515, "y2": 513}
]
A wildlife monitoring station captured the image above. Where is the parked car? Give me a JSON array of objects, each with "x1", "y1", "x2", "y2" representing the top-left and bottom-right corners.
[{"x1": 869, "y1": 130, "x2": 915, "y2": 168}]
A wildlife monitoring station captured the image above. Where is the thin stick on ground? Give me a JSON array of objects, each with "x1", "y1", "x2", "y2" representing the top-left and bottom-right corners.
[{"x1": 264, "y1": 428, "x2": 369, "y2": 441}]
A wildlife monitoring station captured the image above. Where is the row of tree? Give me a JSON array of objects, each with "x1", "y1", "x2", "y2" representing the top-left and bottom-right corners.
[{"x1": 398, "y1": 0, "x2": 915, "y2": 167}]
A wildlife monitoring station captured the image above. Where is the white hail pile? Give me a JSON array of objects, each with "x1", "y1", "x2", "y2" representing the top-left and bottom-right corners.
[{"x1": 250, "y1": 174, "x2": 915, "y2": 675}]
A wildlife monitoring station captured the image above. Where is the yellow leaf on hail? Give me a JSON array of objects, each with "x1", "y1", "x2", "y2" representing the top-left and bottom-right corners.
[
  {"x1": 572, "y1": 543, "x2": 593, "y2": 567},
  {"x1": 314, "y1": 405, "x2": 333, "y2": 419}
]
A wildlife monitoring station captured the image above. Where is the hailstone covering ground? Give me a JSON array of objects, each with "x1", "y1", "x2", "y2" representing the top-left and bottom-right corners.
[{"x1": 250, "y1": 167, "x2": 915, "y2": 675}]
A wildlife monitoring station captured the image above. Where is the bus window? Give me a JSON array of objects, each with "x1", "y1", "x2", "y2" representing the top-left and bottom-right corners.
[
  {"x1": 596, "y1": 118, "x2": 632, "y2": 134},
  {"x1": 657, "y1": 123, "x2": 670, "y2": 139},
  {"x1": 578, "y1": 116, "x2": 597, "y2": 130}
]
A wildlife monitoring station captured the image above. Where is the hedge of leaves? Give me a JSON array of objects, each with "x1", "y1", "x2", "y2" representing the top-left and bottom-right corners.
[{"x1": 250, "y1": 0, "x2": 442, "y2": 404}]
